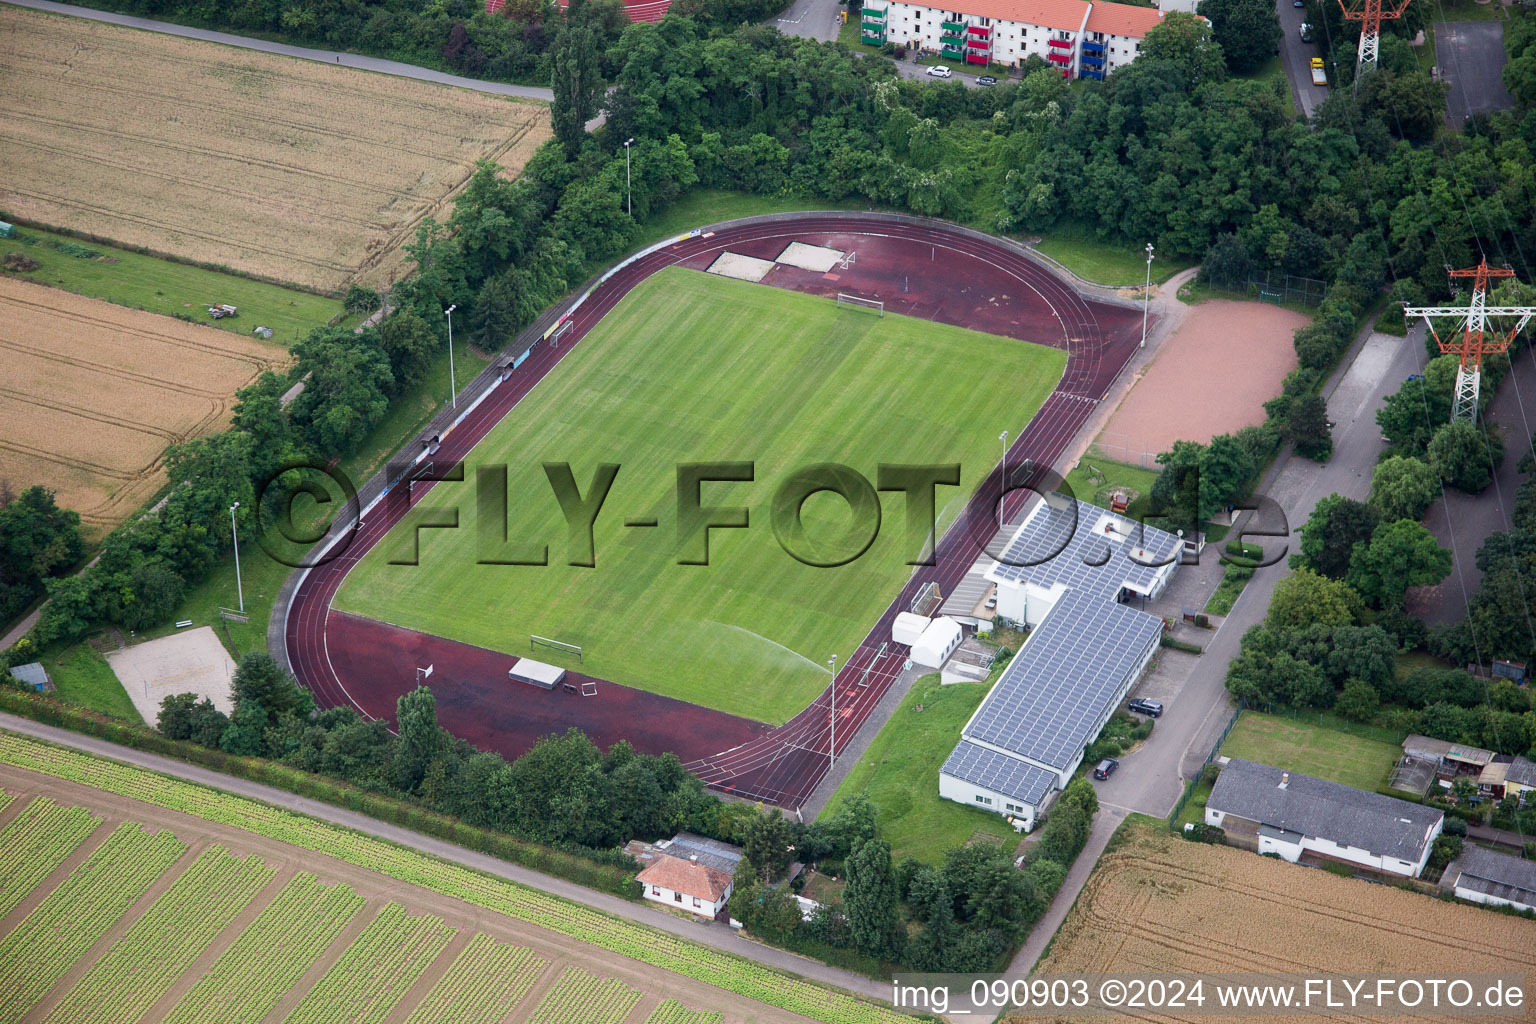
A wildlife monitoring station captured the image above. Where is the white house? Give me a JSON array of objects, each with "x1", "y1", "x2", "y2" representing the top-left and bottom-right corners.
[
  {"x1": 633, "y1": 833, "x2": 742, "y2": 919},
  {"x1": 859, "y1": 0, "x2": 1169, "y2": 80},
  {"x1": 892, "y1": 611, "x2": 930, "y2": 647},
  {"x1": 911, "y1": 616, "x2": 964, "y2": 668},
  {"x1": 937, "y1": 494, "x2": 1180, "y2": 831},
  {"x1": 1451, "y1": 846, "x2": 1536, "y2": 914},
  {"x1": 1205, "y1": 759, "x2": 1445, "y2": 878}
]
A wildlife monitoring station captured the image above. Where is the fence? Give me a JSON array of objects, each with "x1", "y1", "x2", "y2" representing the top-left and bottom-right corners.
[
  {"x1": 1167, "y1": 700, "x2": 1244, "y2": 830},
  {"x1": 1089, "y1": 433, "x2": 1162, "y2": 469},
  {"x1": 1206, "y1": 271, "x2": 1327, "y2": 307}
]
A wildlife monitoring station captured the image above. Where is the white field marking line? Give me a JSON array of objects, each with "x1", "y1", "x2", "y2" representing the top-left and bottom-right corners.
[{"x1": 706, "y1": 622, "x2": 832, "y2": 673}]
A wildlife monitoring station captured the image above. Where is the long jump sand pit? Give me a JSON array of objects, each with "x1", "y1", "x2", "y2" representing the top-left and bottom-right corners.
[
  {"x1": 0, "y1": 276, "x2": 286, "y2": 530},
  {"x1": 106, "y1": 626, "x2": 236, "y2": 726},
  {"x1": 775, "y1": 241, "x2": 846, "y2": 272},
  {"x1": 1021, "y1": 820, "x2": 1536, "y2": 1024},
  {"x1": 706, "y1": 251, "x2": 776, "y2": 282},
  {"x1": 0, "y1": 4, "x2": 549, "y2": 292},
  {"x1": 1103, "y1": 299, "x2": 1304, "y2": 455}
]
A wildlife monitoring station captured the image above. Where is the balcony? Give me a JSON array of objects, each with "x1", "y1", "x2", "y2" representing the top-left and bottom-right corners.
[
  {"x1": 941, "y1": 19, "x2": 965, "y2": 30},
  {"x1": 1081, "y1": 52, "x2": 1103, "y2": 67},
  {"x1": 1047, "y1": 37, "x2": 1073, "y2": 49},
  {"x1": 862, "y1": 28, "x2": 887, "y2": 42},
  {"x1": 966, "y1": 37, "x2": 990, "y2": 50},
  {"x1": 966, "y1": 23, "x2": 992, "y2": 36},
  {"x1": 964, "y1": 51, "x2": 989, "y2": 64},
  {"x1": 1046, "y1": 50, "x2": 1072, "y2": 64},
  {"x1": 1081, "y1": 38, "x2": 1104, "y2": 53},
  {"x1": 941, "y1": 45, "x2": 966, "y2": 58}
]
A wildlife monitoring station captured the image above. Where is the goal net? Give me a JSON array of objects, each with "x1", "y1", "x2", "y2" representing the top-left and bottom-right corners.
[{"x1": 836, "y1": 293, "x2": 884, "y2": 317}]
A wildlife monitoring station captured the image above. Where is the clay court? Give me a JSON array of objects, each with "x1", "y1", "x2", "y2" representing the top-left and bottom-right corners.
[
  {"x1": 105, "y1": 626, "x2": 236, "y2": 726},
  {"x1": 284, "y1": 214, "x2": 1147, "y2": 809},
  {"x1": 1101, "y1": 299, "x2": 1304, "y2": 459}
]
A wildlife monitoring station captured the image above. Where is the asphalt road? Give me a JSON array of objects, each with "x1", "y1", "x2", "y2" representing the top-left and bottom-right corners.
[
  {"x1": 3, "y1": 0, "x2": 556, "y2": 102},
  {"x1": 1276, "y1": 0, "x2": 1331, "y2": 117},
  {"x1": 1437, "y1": 20, "x2": 1516, "y2": 126}
]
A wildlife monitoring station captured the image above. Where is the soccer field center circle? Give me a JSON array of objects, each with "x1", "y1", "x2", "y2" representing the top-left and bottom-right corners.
[{"x1": 278, "y1": 213, "x2": 1147, "y2": 809}]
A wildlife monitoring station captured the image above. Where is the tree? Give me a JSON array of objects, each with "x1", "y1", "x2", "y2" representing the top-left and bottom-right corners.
[
  {"x1": 1360, "y1": 70, "x2": 1448, "y2": 142},
  {"x1": 1199, "y1": 0, "x2": 1280, "y2": 73},
  {"x1": 378, "y1": 312, "x2": 439, "y2": 394},
  {"x1": 219, "y1": 700, "x2": 267, "y2": 757},
  {"x1": 1203, "y1": 233, "x2": 1251, "y2": 288},
  {"x1": 1369, "y1": 455, "x2": 1439, "y2": 522},
  {"x1": 743, "y1": 809, "x2": 794, "y2": 883},
  {"x1": 1347, "y1": 518, "x2": 1453, "y2": 608},
  {"x1": 549, "y1": 9, "x2": 602, "y2": 156},
  {"x1": 1201, "y1": 433, "x2": 1257, "y2": 516},
  {"x1": 1140, "y1": 11, "x2": 1227, "y2": 89},
  {"x1": 1429, "y1": 419, "x2": 1501, "y2": 493},
  {"x1": 1287, "y1": 393, "x2": 1332, "y2": 460},
  {"x1": 844, "y1": 837, "x2": 902, "y2": 960},
  {"x1": 231, "y1": 652, "x2": 308, "y2": 722},
  {"x1": 0, "y1": 486, "x2": 84, "y2": 624},
  {"x1": 394, "y1": 685, "x2": 444, "y2": 792},
  {"x1": 1335, "y1": 678, "x2": 1380, "y2": 722},
  {"x1": 1297, "y1": 494, "x2": 1379, "y2": 579},
  {"x1": 1266, "y1": 567, "x2": 1362, "y2": 630}
]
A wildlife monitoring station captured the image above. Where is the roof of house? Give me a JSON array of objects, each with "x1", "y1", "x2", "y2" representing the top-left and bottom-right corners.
[
  {"x1": 1479, "y1": 761, "x2": 1510, "y2": 786},
  {"x1": 636, "y1": 853, "x2": 734, "y2": 902},
  {"x1": 8, "y1": 662, "x2": 48, "y2": 688},
  {"x1": 989, "y1": 496, "x2": 1182, "y2": 602},
  {"x1": 1403, "y1": 734, "x2": 1454, "y2": 760},
  {"x1": 941, "y1": 740, "x2": 1058, "y2": 806},
  {"x1": 1506, "y1": 757, "x2": 1536, "y2": 789},
  {"x1": 939, "y1": 569, "x2": 996, "y2": 619},
  {"x1": 1208, "y1": 759, "x2": 1444, "y2": 863},
  {"x1": 1454, "y1": 846, "x2": 1536, "y2": 906},
  {"x1": 662, "y1": 833, "x2": 742, "y2": 874},
  {"x1": 1084, "y1": 2, "x2": 1163, "y2": 37},
  {"x1": 910, "y1": 0, "x2": 1092, "y2": 32}
]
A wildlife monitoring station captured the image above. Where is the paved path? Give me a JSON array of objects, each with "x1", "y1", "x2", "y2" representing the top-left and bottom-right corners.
[
  {"x1": 0, "y1": 713, "x2": 894, "y2": 1005},
  {"x1": 3, "y1": 0, "x2": 555, "y2": 102},
  {"x1": 1276, "y1": 0, "x2": 1329, "y2": 117}
]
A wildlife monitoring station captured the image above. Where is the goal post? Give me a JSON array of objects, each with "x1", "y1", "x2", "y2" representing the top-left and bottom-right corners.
[{"x1": 836, "y1": 293, "x2": 884, "y2": 317}]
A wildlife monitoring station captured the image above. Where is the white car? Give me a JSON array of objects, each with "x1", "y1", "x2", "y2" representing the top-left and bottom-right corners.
[{"x1": 926, "y1": 65, "x2": 952, "y2": 78}]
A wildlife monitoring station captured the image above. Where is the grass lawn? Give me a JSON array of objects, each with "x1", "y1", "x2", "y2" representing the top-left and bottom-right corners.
[
  {"x1": 335, "y1": 267, "x2": 1065, "y2": 724},
  {"x1": 1219, "y1": 709, "x2": 1402, "y2": 791},
  {"x1": 1204, "y1": 563, "x2": 1253, "y2": 615},
  {"x1": 622, "y1": 191, "x2": 875, "y2": 260},
  {"x1": 1, "y1": 223, "x2": 344, "y2": 345},
  {"x1": 1034, "y1": 223, "x2": 1186, "y2": 287},
  {"x1": 1065, "y1": 456, "x2": 1158, "y2": 516},
  {"x1": 40, "y1": 643, "x2": 143, "y2": 723},
  {"x1": 819, "y1": 674, "x2": 1009, "y2": 863}
]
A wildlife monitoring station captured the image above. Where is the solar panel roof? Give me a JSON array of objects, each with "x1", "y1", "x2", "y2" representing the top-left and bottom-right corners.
[
  {"x1": 941, "y1": 741, "x2": 1058, "y2": 806},
  {"x1": 990, "y1": 496, "x2": 1182, "y2": 601},
  {"x1": 963, "y1": 589, "x2": 1164, "y2": 770}
]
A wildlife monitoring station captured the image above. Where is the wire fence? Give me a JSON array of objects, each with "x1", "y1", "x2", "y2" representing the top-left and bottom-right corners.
[
  {"x1": 1089, "y1": 434, "x2": 1163, "y2": 469},
  {"x1": 1205, "y1": 271, "x2": 1328, "y2": 307}
]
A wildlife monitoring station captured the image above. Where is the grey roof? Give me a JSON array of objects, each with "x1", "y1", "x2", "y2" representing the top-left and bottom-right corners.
[
  {"x1": 940, "y1": 572, "x2": 995, "y2": 618},
  {"x1": 1209, "y1": 759, "x2": 1443, "y2": 862},
  {"x1": 1403, "y1": 734, "x2": 1454, "y2": 760},
  {"x1": 1455, "y1": 846, "x2": 1536, "y2": 906},
  {"x1": 990, "y1": 496, "x2": 1182, "y2": 601},
  {"x1": 8, "y1": 663, "x2": 48, "y2": 688},
  {"x1": 941, "y1": 740, "x2": 1057, "y2": 806},
  {"x1": 1257, "y1": 823, "x2": 1301, "y2": 842},
  {"x1": 665, "y1": 833, "x2": 742, "y2": 874},
  {"x1": 964, "y1": 589, "x2": 1164, "y2": 771},
  {"x1": 1503, "y1": 757, "x2": 1536, "y2": 789}
]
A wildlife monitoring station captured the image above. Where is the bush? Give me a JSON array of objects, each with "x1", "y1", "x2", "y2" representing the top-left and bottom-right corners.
[{"x1": 343, "y1": 284, "x2": 381, "y2": 315}]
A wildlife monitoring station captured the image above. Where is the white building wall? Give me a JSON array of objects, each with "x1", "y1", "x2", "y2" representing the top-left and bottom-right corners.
[
  {"x1": 642, "y1": 883, "x2": 729, "y2": 918},
  {"x1": 1257, "y1": 832, "x2": 1303, "y2": 862},
  {"x1": 1454, "y1": 884, "x2": 1536, "y2": 914},
  {"x1": 939, "y1": 771, "x2": 1044, "y2": 830},
  {"x1": 1201, "y1": 811, "x2": 1439, "y2": 878}
]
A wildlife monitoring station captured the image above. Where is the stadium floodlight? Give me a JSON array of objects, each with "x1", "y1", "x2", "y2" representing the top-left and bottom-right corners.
[
  {"x1": 444, "y1": 305, "x2": 458, "y2": 409},
  {"x1": 828, "y1": 654, "x2": 839, "y2": 769},
  {"x1": 999, "y1": 430, "x2": 1008, "y2": 495},
  {"x1": 1141, "y1": 243, "x2": 1155, "y2": 349},
  {"x1": 624, "y1": 138, "x2": 635, "y2": 219},
  {"x1": 229, "y1": 502, "x2": 243, "y2": 614},
  {"x1": 417, "y1": 664, "x2": 434, "y2": 683}
]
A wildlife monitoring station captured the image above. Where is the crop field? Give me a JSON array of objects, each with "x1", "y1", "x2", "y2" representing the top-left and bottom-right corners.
[
  {"x1": 0, "y1": 4, "x2": 549, "y2": 292},
  {"x1": 0, "y1": 733, "x2": 912, "y2": 1024},
  {"x1": 1031, "y1": 820, "x2": 1536, "y2": 1022},
  {"x1": 0, "y1": 276, "x2": 287, "y2": 531},
  {"x1": 334, "y1": 267, "x2": 1066, "y2": 723}
]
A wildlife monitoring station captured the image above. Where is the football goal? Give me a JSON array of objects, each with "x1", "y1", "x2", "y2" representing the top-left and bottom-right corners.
[{"x1": 836, "y1": 293, "x2": 884, "y2": 317}]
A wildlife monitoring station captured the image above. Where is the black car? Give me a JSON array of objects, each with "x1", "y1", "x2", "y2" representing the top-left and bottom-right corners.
[
  {"x1": 1093, "y1": 757, "x2": 1119, "y2": 780},
  {"x1": 976, "y1": 75, "x2": 998, "y2": 86},
  {"x1": 1128, "y1": 698, "x2": 1163, "y2": 718}
]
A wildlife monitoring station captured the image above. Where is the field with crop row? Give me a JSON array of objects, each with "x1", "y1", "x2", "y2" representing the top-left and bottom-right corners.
[
  {"x1": 1033, "y1": 820, "x2": 1536, "y2": 1022},
  {"x1": 403, "y1": 933, "x2": 546, "y2": 1024},
  {"x1": 0, "y1": 821, "x2": 186, "y2": 1021},
  {"x1": 43, "y1": 846, "x2": 275, "y2": 1024},
  {"x1": 0, "y1": 794, "x2": 101, "y2": 918},
  {"x1": 0, "y1": 733, "x2": 911, "y2": 1024},
  {"x1": 285, "y1": 902, "x2": 455, "y2": 1024},
  {"x1": 163, "y1": 872, "x2": 365, "y2": 1024},
  {"x1": 0, "y1": 5, "x2": 549, "y2": 293},
  {"x1": 528, "y1": 966, "x2": 642, "y2": 1024},
  {"x1": 646, "y1": 999, "x2": 726, "y2": 1024},
  {"x1": 0, "y1": 276, "x2": 287, "y2": 530}
]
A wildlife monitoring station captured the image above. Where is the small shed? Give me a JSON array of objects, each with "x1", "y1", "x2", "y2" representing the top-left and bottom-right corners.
[
  {"x1": 509, "y1": 658, "x2": 565, "y2": 690},
  {"x1": 8, "y1": 662, "x2": 52, "y2": 692},
  {"x1": 911, "y1": 616, "x2": 963, "y2": 669},
  {"x1": 892, "y1": 611, "x2": 929, "y2": 647},
  {"x1": 0, "y1": 221, "x2": 14, "y2": 239}
]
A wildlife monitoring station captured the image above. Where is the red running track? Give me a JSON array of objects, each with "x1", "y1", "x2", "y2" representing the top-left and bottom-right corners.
[{"x1": 283, "y1": 215, "x2": 1146, "y2": 810}]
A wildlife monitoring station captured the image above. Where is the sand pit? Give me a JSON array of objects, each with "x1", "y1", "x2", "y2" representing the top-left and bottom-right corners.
[
  {"x1": 1102, "y1": 299, "x2": 1304, "y2": 457},
  {"x1": 705, "y1": 251, "x2": 775, "y2": 282},
  {"x1": 106, "y1": 626, "x2": 235, "y2": 726},
  {"x1": 775, "y1": 241, "x2": 846, "y2": 272}
]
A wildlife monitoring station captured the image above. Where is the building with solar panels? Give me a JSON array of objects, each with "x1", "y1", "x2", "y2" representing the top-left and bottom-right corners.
[{"x1": 938, "y1": 494, "x2": 1181, "y2": 830}]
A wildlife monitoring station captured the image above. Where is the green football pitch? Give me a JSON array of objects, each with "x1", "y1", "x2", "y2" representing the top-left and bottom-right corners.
[{"x1": 334, "y1": 267, "x2": 1065, "y2": 724}]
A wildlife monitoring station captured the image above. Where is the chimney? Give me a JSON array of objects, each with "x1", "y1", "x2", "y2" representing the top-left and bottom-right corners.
[
  {"x1": 1279, "y1": 772, "x2": 1289, "y2": 789},
  {"x1": 690, "y1": 853, "x2": 698, "y2": 863}
]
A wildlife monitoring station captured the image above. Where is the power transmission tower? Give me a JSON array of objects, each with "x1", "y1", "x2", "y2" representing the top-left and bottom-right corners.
[
  {"x1": 1403, "y1": 259, "x2": 1536, "y2": 423},
  {"x1": 1339, "y1": 0, "x2": 1410, "y2": 79}
]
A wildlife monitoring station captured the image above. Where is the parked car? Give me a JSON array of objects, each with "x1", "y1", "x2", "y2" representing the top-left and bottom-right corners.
[
  {"x1": 976, "y1": 75, "x2": 998, "y2": 86},
  {"x1": 1128, "y1": 698, "x2": 1164, "y2": 718},
  {"x1": 1093, "y1": 757, "x2": 1119, "y2": 780},
  {"x1": 926, "y1": 65, "x2": 953, "y2": 78},
  {"x1": 1407, "y1": 374, "x2": 1424, "y2": 382},
  {"x1": 1293, "y1": 0, "x2": 1304, "y2": 7}
]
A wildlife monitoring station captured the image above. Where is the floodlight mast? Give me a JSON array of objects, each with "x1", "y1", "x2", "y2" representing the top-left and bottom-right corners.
[{"x1": 1403, "y1": 259, "x2": 1535, "y2": 422}]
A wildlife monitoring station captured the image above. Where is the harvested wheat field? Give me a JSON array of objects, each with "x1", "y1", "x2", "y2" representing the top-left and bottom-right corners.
[
  {"x1": 1026, "y1": 820, "x2": 1536, "y2": 1024},
  {"x1": 0, "y1": 4, "x2": 548, "y2": 292},
  {"x1": 0, "y1": 276, "x2": 286, "y2": 530}
]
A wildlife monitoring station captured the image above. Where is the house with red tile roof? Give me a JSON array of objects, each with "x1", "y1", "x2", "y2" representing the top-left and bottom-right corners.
[{"x1": 630, "y1": 833, "x2": 743, "y2": 919}]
